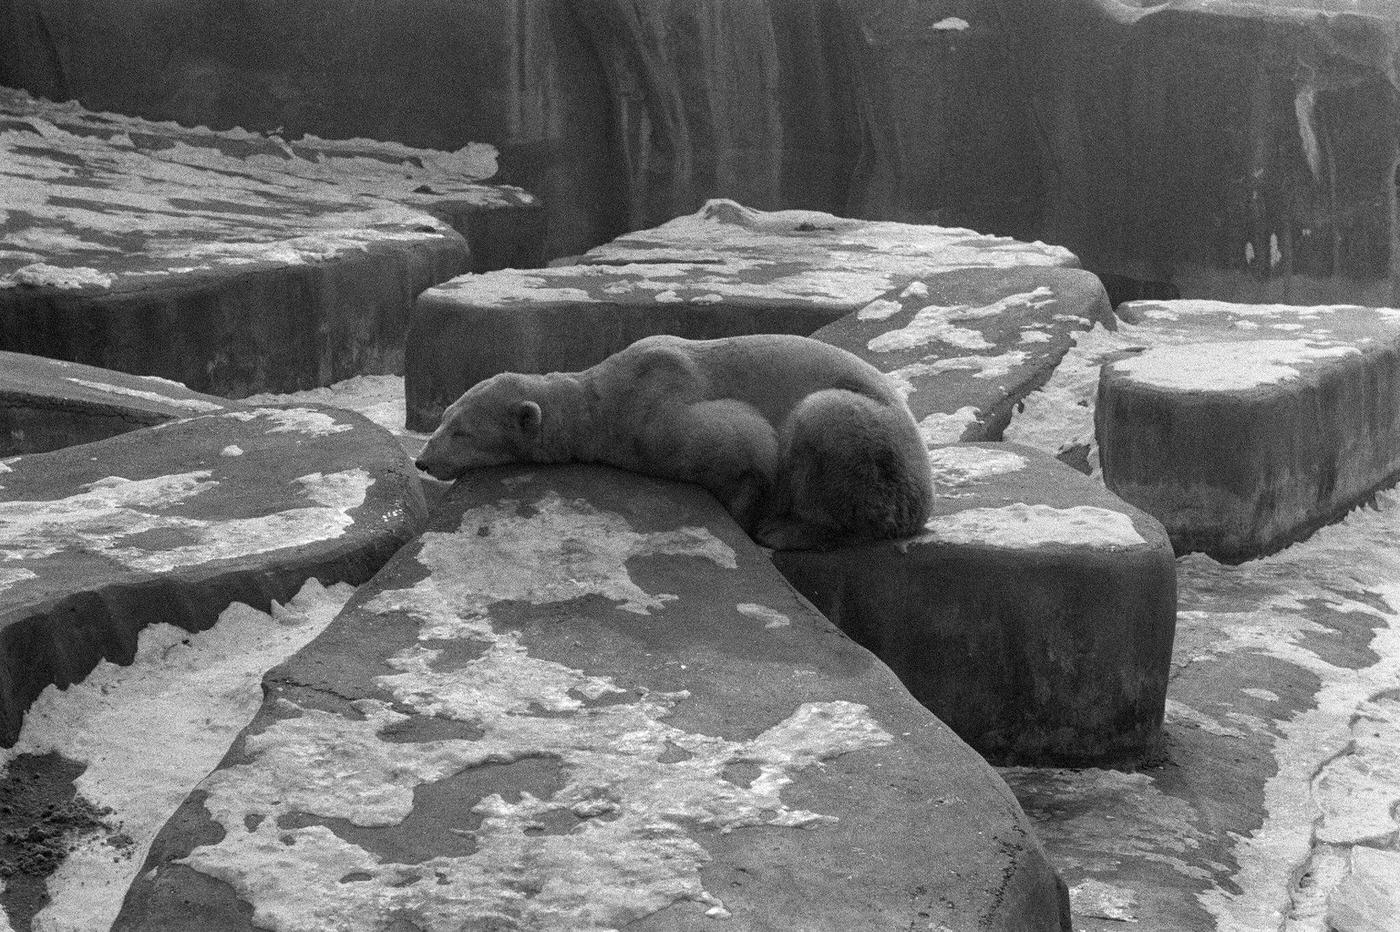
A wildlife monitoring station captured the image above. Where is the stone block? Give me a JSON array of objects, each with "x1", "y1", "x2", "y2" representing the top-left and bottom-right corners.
[
  {"x1": 114, "y1": 464, "x2": 1071, "y2": 931},
  {"x1": 811, "y1": 265, "x2": 1113, "y2": 445},
  {"x1": 0, "y1": 88, "x2": 478, "y2": 396},
  {"x1": 405, "y1": 199, "x2": 1077, "y2": 431},
  {"x1": 0, "y1": 405, "x2": 427, "y2": 746},
  {"x1": 1097, "y1": 299, "x2": 1400, "y2": 562},
  {"x1": 773, "y1": 442, "x2": 1176, "y2": 764},
  {"x1": 0, "y1": 350, "x2": 234, "y2": 455}
]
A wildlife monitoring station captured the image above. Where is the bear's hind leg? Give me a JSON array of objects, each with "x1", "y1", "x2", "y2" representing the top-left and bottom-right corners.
[
  {"x1": 650, "y1": 399, "x2": 779, "y2": 533},
  {"x1": 765, "y1": 389, "x2": 933, "y2": 550}
]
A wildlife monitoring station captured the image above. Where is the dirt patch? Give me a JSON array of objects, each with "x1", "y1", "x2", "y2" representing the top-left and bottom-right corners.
[{"x1": 0, "y1": 751, "x2": 134, "y2": 931}]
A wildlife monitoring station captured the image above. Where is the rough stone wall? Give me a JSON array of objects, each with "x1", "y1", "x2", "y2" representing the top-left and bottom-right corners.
[{"x1": 2, "y1": 0, "x2": 1397, "y2": 302}]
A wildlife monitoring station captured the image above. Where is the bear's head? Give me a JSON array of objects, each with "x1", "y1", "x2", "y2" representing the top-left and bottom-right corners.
[{"x1": 415, "y1": 373, "x2": 547, "y2": 481}]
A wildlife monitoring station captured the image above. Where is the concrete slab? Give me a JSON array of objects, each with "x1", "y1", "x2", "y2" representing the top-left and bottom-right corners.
[
  {"x1": 0, "y1": 87, "x2": 479, "y2": 396},
  {"x1": 0, "y1": 404, "x2": 427, "y2": 746},
  {"x1": 115, "y1": 464, "x2": 1071, "y2": 931},
  {"x1": 1097, "y1": 299, "x2": 1400, "y2": 562},
  {"x1": 405, "y1": 199, "x2": 1079, "y2": 430},
  {"x1": 773, "y1": 442, "x2": 1176, "y2": 764},
  {"x1": 0, "y1": 350, "x2": 235, "y2": 455},
  {"x1": 811, "y1": 265, "x2": 1114, "y2": 445}
]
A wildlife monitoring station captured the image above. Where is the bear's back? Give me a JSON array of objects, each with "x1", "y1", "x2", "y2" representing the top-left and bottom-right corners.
[{"x1": 624, "y1": 334, "x2": 904, "y2": 421}]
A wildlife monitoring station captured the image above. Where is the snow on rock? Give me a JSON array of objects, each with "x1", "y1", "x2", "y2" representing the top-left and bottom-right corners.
[
  {"x1": 0, "y1": 580, "x2": 354, "y2": 932},
  {"x1": 0, "y1": 468, "x2": 370, "y2": 573},
  {"x1": 1326, "y1": 847, "x2": 1400, "y2": 932},
  {"x1": 1108, "y1": 340, "x2": 1359, "y2": 392},
  {"x1": 165, "y1": 480, "x2": 909, "y2": 930},
  {"x1": 923, "y1": 503, "x2": 1147, "y2": 549}
]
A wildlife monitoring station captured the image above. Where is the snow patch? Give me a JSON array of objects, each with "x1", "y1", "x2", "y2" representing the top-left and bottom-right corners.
[
  {"x1": 1070, "y1": 879, "x2": 1140, "y2": 922},
  {"x1": 866, "y1": 288, "x2": 1055, "y2": 354},
  {"x1": 918, "y1": 406, "x2": 981, "y2": 445},
  {"x1": 1111, "y1": 340, "x2": 1359, "y2": 391},
  {"x1": 63, "y1": 377, "x2": 224, "y2": 412},
  {"x1": 927, "y1": 445, "x2": 1027, "y2": 488},
  {"x1": 856, "y1": 297, "x2": 902, "y2": 321},
  {"x1": 886, "y1": 352, "x2": 1028, "y2": 399},
  {"x1": 1, "y1": 263, "x2": 116, "y2": 290},
  {"x1": 736, "y1": 602, "x2": 791, "y2": 628},
  {"x1": 0, "y1": 468, "x2": 371, "y2": 573},
  {"x1": 2, "y1": 579, "x2": 354, "y2": 932},
  {"x1": 924, "y1": 503, "x2": 1147, "y2": 549}
]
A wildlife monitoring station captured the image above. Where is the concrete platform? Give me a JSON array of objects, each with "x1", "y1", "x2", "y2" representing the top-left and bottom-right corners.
[
  {"x1": 774, "y1": 442, "x2": 1176, "y2": 765},
  {"x1": 115, "y1": 463, "x2": 1071, "y2": 931},
  {"x1": 0, "y1": 87, "x2": 500, "y2": 396},
  {"x1": 0, "y1": 404, "x2": 427, "y2": 746},
  {"x1": 0, "y1": 350, "x2": 234, "y2": 455},
  {"x1": 811, "y1": 265, "x2": 1114, "y2": 445},
  {"x1": 1097, "y1": 299, "x2": 1400, "y2": 562},
  {"x1": 405, "y1": 199, "x2": 1077, "y2": 430}
]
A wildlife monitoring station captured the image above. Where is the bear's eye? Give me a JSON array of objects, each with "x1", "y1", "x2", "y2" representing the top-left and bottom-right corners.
[{"x1": 451, "y1": 428, "x2": 468, "y2": 440}]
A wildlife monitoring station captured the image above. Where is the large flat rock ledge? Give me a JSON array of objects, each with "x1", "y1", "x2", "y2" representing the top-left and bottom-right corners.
[
  {"x1": 0, "y1": 88, "x2": 488, "y2": 396},
  {"x1": 811, "y1": 265, "x2": 1114, "y2": 444},
  {"x1": 116, "y1": 464, "x2": 1071, "y2": 931},
  {"x1": 1098, "y1": 299, "x2": 1400, "y2": 562},
  {"x1": 405, "y1": 199, "x2": 1077, "y2": 431},
  {"x1": 0, "y1": 404, "x2": 427, "y2": 746},
  {"x1": 773, "y1": 443, "x2": 1177, "y2": 765},
  {"x1": 0, "y1": 350, "x2": 235, "y2": 455}
]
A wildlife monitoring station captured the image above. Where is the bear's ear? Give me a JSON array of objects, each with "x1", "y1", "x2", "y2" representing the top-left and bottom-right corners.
[{"x1": 516, "y1": 401, "x2": 542, "y2": 436}]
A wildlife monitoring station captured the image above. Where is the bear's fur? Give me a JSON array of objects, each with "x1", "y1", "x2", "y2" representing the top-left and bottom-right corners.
[{"x1": 415, "y1": 334, "x2": 933, "y2": 551}]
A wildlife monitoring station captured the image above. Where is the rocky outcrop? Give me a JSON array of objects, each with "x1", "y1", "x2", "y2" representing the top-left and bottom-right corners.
[
  {"x1": 0, "y1": 88, "x2": 545, "y2": 396},
  {"x1": 1098, "y1": 299, "x2": 1400, "y2": 562},
  {"x1": 811, "y1": 265, "x2": 1114, "y2": 444},
  {"x1": 114, "y1": 464, "x2": 1072, "y2": 931},
  {"x1": 0, "y1": 402, "x2": 426, "y2": 746},
  {"x1": 0, "y1": 350, "x2": 234, "y2": 455},
  {"x1": 774, "y1": 442, "x2": 1176, "y2": 764},
  {"x1": 5, "y1": 0, "x2": 1394, "y2": 300},
  {"x1": 405, "y1": 199, "x2": 1076, "y2": 431}
]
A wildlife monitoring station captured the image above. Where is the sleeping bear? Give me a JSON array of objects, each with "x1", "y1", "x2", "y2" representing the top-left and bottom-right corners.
[{"x1": 415, "y1": 334, "x2": 933, "y2": 551}]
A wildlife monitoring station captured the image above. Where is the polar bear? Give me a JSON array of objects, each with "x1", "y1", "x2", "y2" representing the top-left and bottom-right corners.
[{"x1": 415, "y1": 334, "x2": 933, "y2": 551}]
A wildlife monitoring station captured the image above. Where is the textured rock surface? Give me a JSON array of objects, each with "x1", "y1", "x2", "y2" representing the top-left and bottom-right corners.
[
  {"x1": 0, "y1": 0, "x2": 1043, "y2": 259},
  {"x1": 0, "y1": 405, "x2": 427, "y2": 746},
  {"x1": 774, "y1": 443, "x2": 1176, "y2": 764},
  {"x1": 0, "y1": 88, "x2": 481, "y2": 396},
  {"x1": 997, "y1": 0, "x2": 1400, "y2": 306},
  {"x1": 405, "y1": 199, "x2": 1076, "y2": 430},
  {"x1": 1098, "y1": 299, "x2": 1400, "y2": 562},
  {"x1": 115, "y1": 463, "x2": 1071, "y2": 931},
  {"x1": 974, "y1": 309, "x2": 1400, "y2": 930},
  {"x1": 5, "y1": 0, "x2": 1393, "y2": 299},
  {"x1": 0, "y1": 350, "x2": 234, "y2": 455},
  {"x1": 812, "y1": 265, "x2": 1113, "y2": 445}
]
